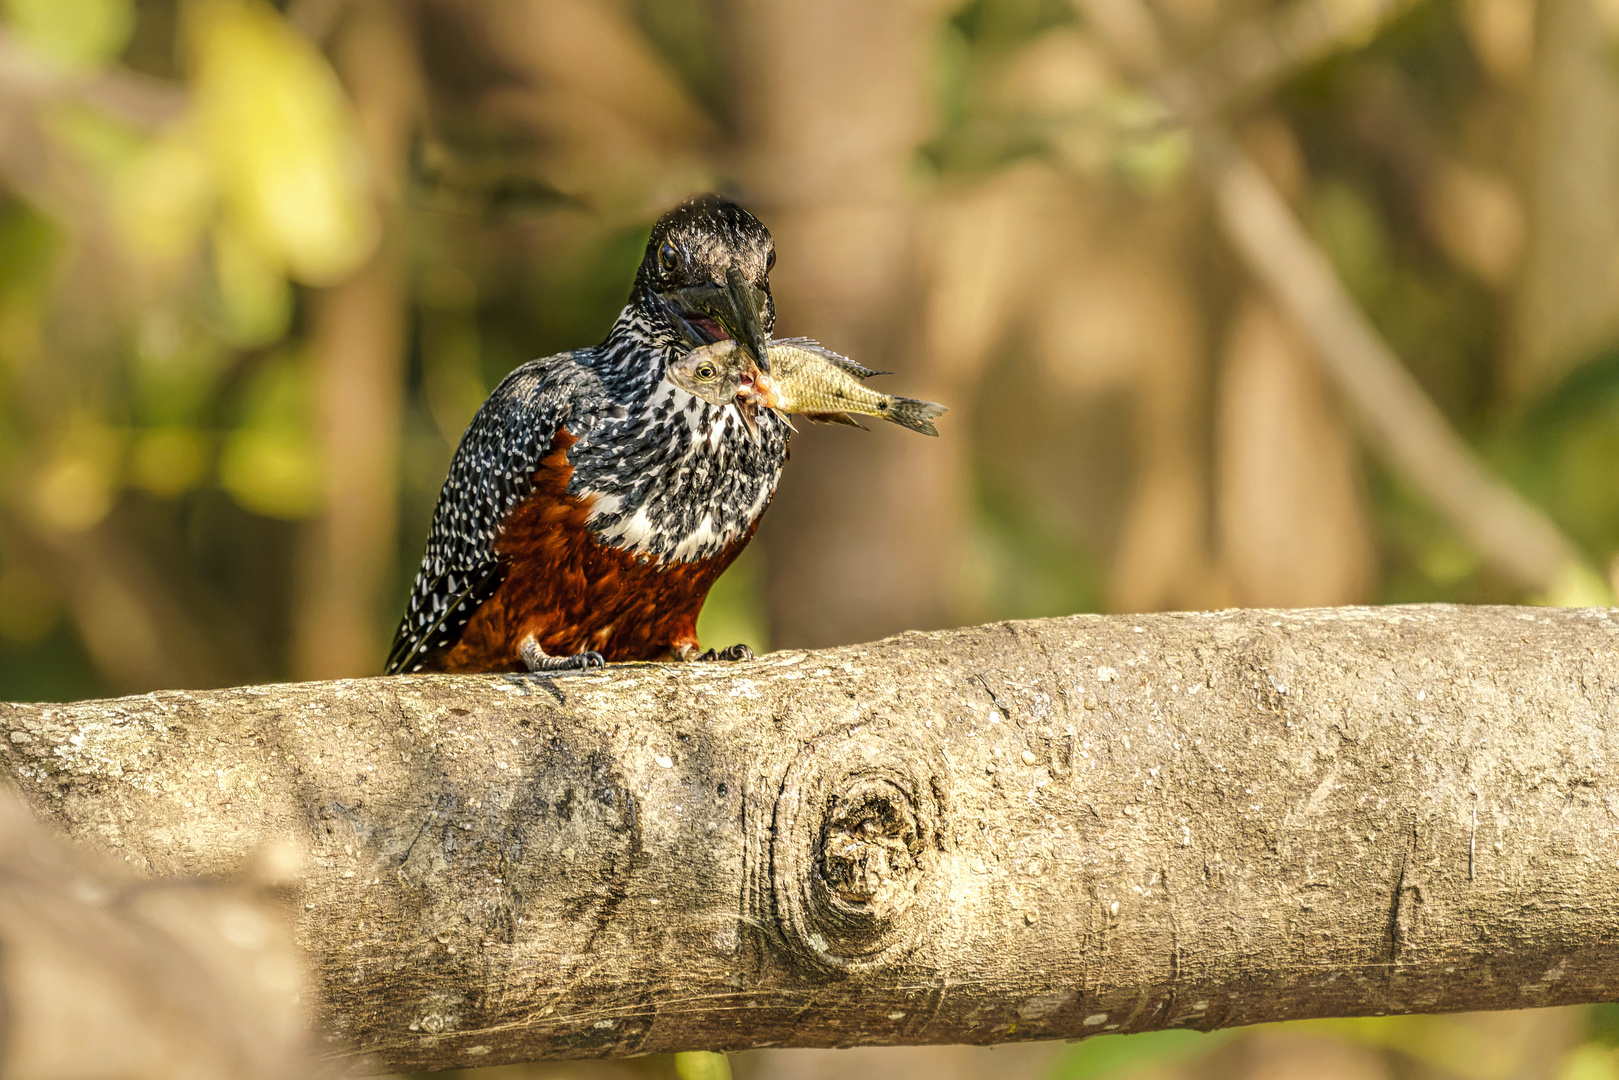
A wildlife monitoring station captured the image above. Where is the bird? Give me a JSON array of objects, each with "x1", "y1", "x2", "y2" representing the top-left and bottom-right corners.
[{"x1": 384, "y1": 194, "x2": 788, "y2": 675}]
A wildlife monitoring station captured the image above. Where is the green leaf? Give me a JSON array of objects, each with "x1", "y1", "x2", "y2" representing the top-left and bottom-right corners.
[{"x1": 2, "y1": 0, "x2": 133, "y2": 69}]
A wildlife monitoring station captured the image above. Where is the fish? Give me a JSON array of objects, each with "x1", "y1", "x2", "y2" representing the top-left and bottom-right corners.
[
  {"x1": 664, "y1": 342, "x2": 767, "y2": 439},
  {"x1": 667, "y1": 337, "x2": 948, "y2": 437}
]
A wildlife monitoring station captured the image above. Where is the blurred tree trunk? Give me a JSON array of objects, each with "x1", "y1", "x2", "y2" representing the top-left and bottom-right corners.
[
  {"x1": 293, "y1": 2, "x2": 419, "y2": 680},
  {"x1": 732, "y1": 0, "x2": 970, "y2": 651},
  {"x1": 1510, "y1": 0, "x2": 1619, "y2": 399},
  {"x1": 1078, "y1": 202, "x2": 1222, "y2": 615},
  {"x1": 1217, "y1": 295, "x2": 1373, "y2": 606}
]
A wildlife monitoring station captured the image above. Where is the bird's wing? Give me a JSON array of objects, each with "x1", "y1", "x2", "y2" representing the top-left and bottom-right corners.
[
  {"x1": 772, "y1": 337, "x2": 885, "y2": 379},
  {"x1": 385, "y1": 351, "x2": 604, "y2": 674},
  {"x1": 383, "y1": 564, "x2": 502, "y2": 675}
]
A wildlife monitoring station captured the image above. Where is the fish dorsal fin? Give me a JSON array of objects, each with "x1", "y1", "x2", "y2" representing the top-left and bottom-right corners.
[{"x1": 773, "y1": 337, "x2": 884, "y2": 379}]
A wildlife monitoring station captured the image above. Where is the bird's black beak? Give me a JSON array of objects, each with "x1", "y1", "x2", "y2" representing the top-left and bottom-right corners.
[
  {"x1": 661, "y1": 267, "x2": 772, "y2": 374},
  {"x1": 723, "y1": 267, "x2": 772, "y2": 375}
]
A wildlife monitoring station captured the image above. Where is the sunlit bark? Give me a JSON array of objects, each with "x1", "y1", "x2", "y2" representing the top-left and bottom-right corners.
[{"x1": 7, "y1": 605, "x2": 1619, "y2": 1072}]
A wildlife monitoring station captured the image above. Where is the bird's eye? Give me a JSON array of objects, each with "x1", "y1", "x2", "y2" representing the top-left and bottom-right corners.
[
  {"x1": 765, "y1": 248, "x2": 776, "y2": 272},
  {"x1": 694, "y1": 361, "x2": 717, "y2": 380},
  {"x1": 659, "y1": 241, "x2": 679, "y2": 272}
]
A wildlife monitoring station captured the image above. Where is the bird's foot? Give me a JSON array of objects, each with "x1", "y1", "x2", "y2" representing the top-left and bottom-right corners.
[
  {"x1": 710, "y1": 643, "x2": 754, "y2": 661},
  {"x1": 674, "y1": 642, "x2": 754, "y2": 662},
  {"x1": 520, "y1": 635, "x2": 605, "y2": 673}
]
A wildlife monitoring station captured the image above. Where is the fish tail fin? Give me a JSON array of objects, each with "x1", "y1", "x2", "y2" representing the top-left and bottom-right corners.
[{"x1": 881, "y1": 396, "x2": 948, "y2": 436}]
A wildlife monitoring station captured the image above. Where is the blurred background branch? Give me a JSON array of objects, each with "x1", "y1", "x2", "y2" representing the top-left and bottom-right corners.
[
  {"x1": 0, "y1": 788, "x2": 315, "y2": 1079},
  {"x1": 1158, "y1": 0, "x2": 1428, "y2": 120},
  {"x1": 0, "y1": 26, "x2": 184, "y2": 127},
  {"x1": 1202, "y1": 131, "x2": 1604, "y2": 598},
  {"x1": 1076, "y1": 0, "x2": 1609, "y2": 600}
]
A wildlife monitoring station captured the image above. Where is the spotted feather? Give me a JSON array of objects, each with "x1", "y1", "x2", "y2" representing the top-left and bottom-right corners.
[{"x1": 385, "y1": 194, "x2": 791, "y2": 674}]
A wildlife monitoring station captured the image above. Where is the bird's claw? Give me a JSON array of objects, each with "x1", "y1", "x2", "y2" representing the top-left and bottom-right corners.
[
  {"x1": 701, "y1": 643, "x2": 755, "y2": 662},
  {"x1": 670, "y1": 637, "x2": 751, "y2": 663},
  {"x1": 521, "y1": 636, "x2": 605, "y2": 673},
  {"x1": 674, "y1": 642, "x2": 754, "y2": 662}
]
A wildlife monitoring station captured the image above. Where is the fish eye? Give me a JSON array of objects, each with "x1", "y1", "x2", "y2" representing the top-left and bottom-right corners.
[
  {"x1": 694, "y1": 361, "x2": 717, "y2": 380},
  {"x1": 659, "y1": 241, "x2": 680, "y2": 272}
]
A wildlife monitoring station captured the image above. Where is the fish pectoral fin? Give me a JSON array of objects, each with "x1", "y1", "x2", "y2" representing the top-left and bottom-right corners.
[
  {"x1": 736, "y1": 399, "x2": 761, "y2": 442},
  {"x1": 803, "y1": 411, "x2": 867, "y2": 429}
]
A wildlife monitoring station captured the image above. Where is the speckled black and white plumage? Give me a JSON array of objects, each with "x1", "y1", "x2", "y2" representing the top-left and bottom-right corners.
[{"x1": 384, "y1": 195, "x2": 788, "y2": 674}]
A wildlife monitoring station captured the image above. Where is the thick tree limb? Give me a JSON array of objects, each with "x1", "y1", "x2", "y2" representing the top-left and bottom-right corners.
[{"x1": 5, "y1": 605, "x2": 1619, "y2": 1073}]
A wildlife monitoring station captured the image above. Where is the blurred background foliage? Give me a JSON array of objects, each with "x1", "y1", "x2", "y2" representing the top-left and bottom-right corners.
[{"x1": 0, "y1": 0, "x2": 1618, "y2": 1077}]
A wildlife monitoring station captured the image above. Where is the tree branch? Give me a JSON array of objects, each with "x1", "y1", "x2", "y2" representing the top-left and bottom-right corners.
[
  {"x1": 0, "y1": 29, "x2": 185, "y2": 130},
  {"x1": 5, "y1": 606, "x2": 1619, "y2": 1072},
  {"x1": 1197, "y1": 132, "x2": 1594, "y2": 595},
  {"x1": 0, "y1": 787, "x2": 313, "y2": 1079}
]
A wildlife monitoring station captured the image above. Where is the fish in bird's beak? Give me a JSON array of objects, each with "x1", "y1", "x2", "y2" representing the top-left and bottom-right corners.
[
  {"x1": 737, "y1": 364, "x2": 775, "y2": 410},
  {"x1": 737, "y1": 366, "x2": 794, "y2": 431},
  {"x1": 661, "y1": 266, "x2": 773, "y2": 374},
  {"x1": 733, "y1": 360, "x2": 766, "y2": 441}
]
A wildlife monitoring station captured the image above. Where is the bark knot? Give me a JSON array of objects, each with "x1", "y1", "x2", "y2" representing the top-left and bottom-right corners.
[
  {"x1": 769, "y1": 725, "x2": 951, "y2": 970},
  {"x1": 820, "y1": 778, "x2": 922, "y2": 917}
]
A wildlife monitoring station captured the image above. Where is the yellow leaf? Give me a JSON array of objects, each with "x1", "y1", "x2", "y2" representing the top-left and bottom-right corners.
[
  {"x1": 1559, "y1": 1046, "x2": 1619, "y2": 1080},
  {"x1": 186, "y1": 0, "x2": 375, "y2": 284},
  {"x1": 219, "y1": 350, "x2": 321, "y2": 519},
  {"x1": 112, "y1": 123, "x2": 215, "y2": 274},
  {"x1": 131, "y1": 426, "x2": 208, "y2": 498},
  {"x1": 211, "y1": 220, "x2": 290, "y2": 346},
  {"x1": 219, "y1": 427, "x2": 321, "y2": 518},
  {"x1": 673, "y1": 1052, "x2": 732, "y2": 1080},
  {"x1": 30, "y1": 421, "x2": 122, "y2": 533}
]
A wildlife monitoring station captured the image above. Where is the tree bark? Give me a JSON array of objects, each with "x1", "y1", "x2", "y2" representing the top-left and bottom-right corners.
[
  {"x1": 5, "y1": 605, "x2": 1619, "y2": 1073},
  {"x1": 0, "y1": 789, "x2": 313, "y2": 1079}
]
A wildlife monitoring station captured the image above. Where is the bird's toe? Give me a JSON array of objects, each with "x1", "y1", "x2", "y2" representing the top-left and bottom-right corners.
[{"x1": 691, "y1": 643, "x2": 754, "y2": 662}]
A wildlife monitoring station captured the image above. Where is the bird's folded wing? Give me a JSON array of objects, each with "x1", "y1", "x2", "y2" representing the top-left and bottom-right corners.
[{"x1": 384, "y1": 351, "x2": 604, "y2": 675}]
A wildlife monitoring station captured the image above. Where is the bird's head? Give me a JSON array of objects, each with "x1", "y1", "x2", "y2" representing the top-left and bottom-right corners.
[{"x1": 636, "y1": 193, "x2": 776, "y2": 374}]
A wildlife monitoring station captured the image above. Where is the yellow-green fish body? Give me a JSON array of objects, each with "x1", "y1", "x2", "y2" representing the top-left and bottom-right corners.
[{"x1": 670, "y1": 337, "x2": 947, "y2": 437}]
